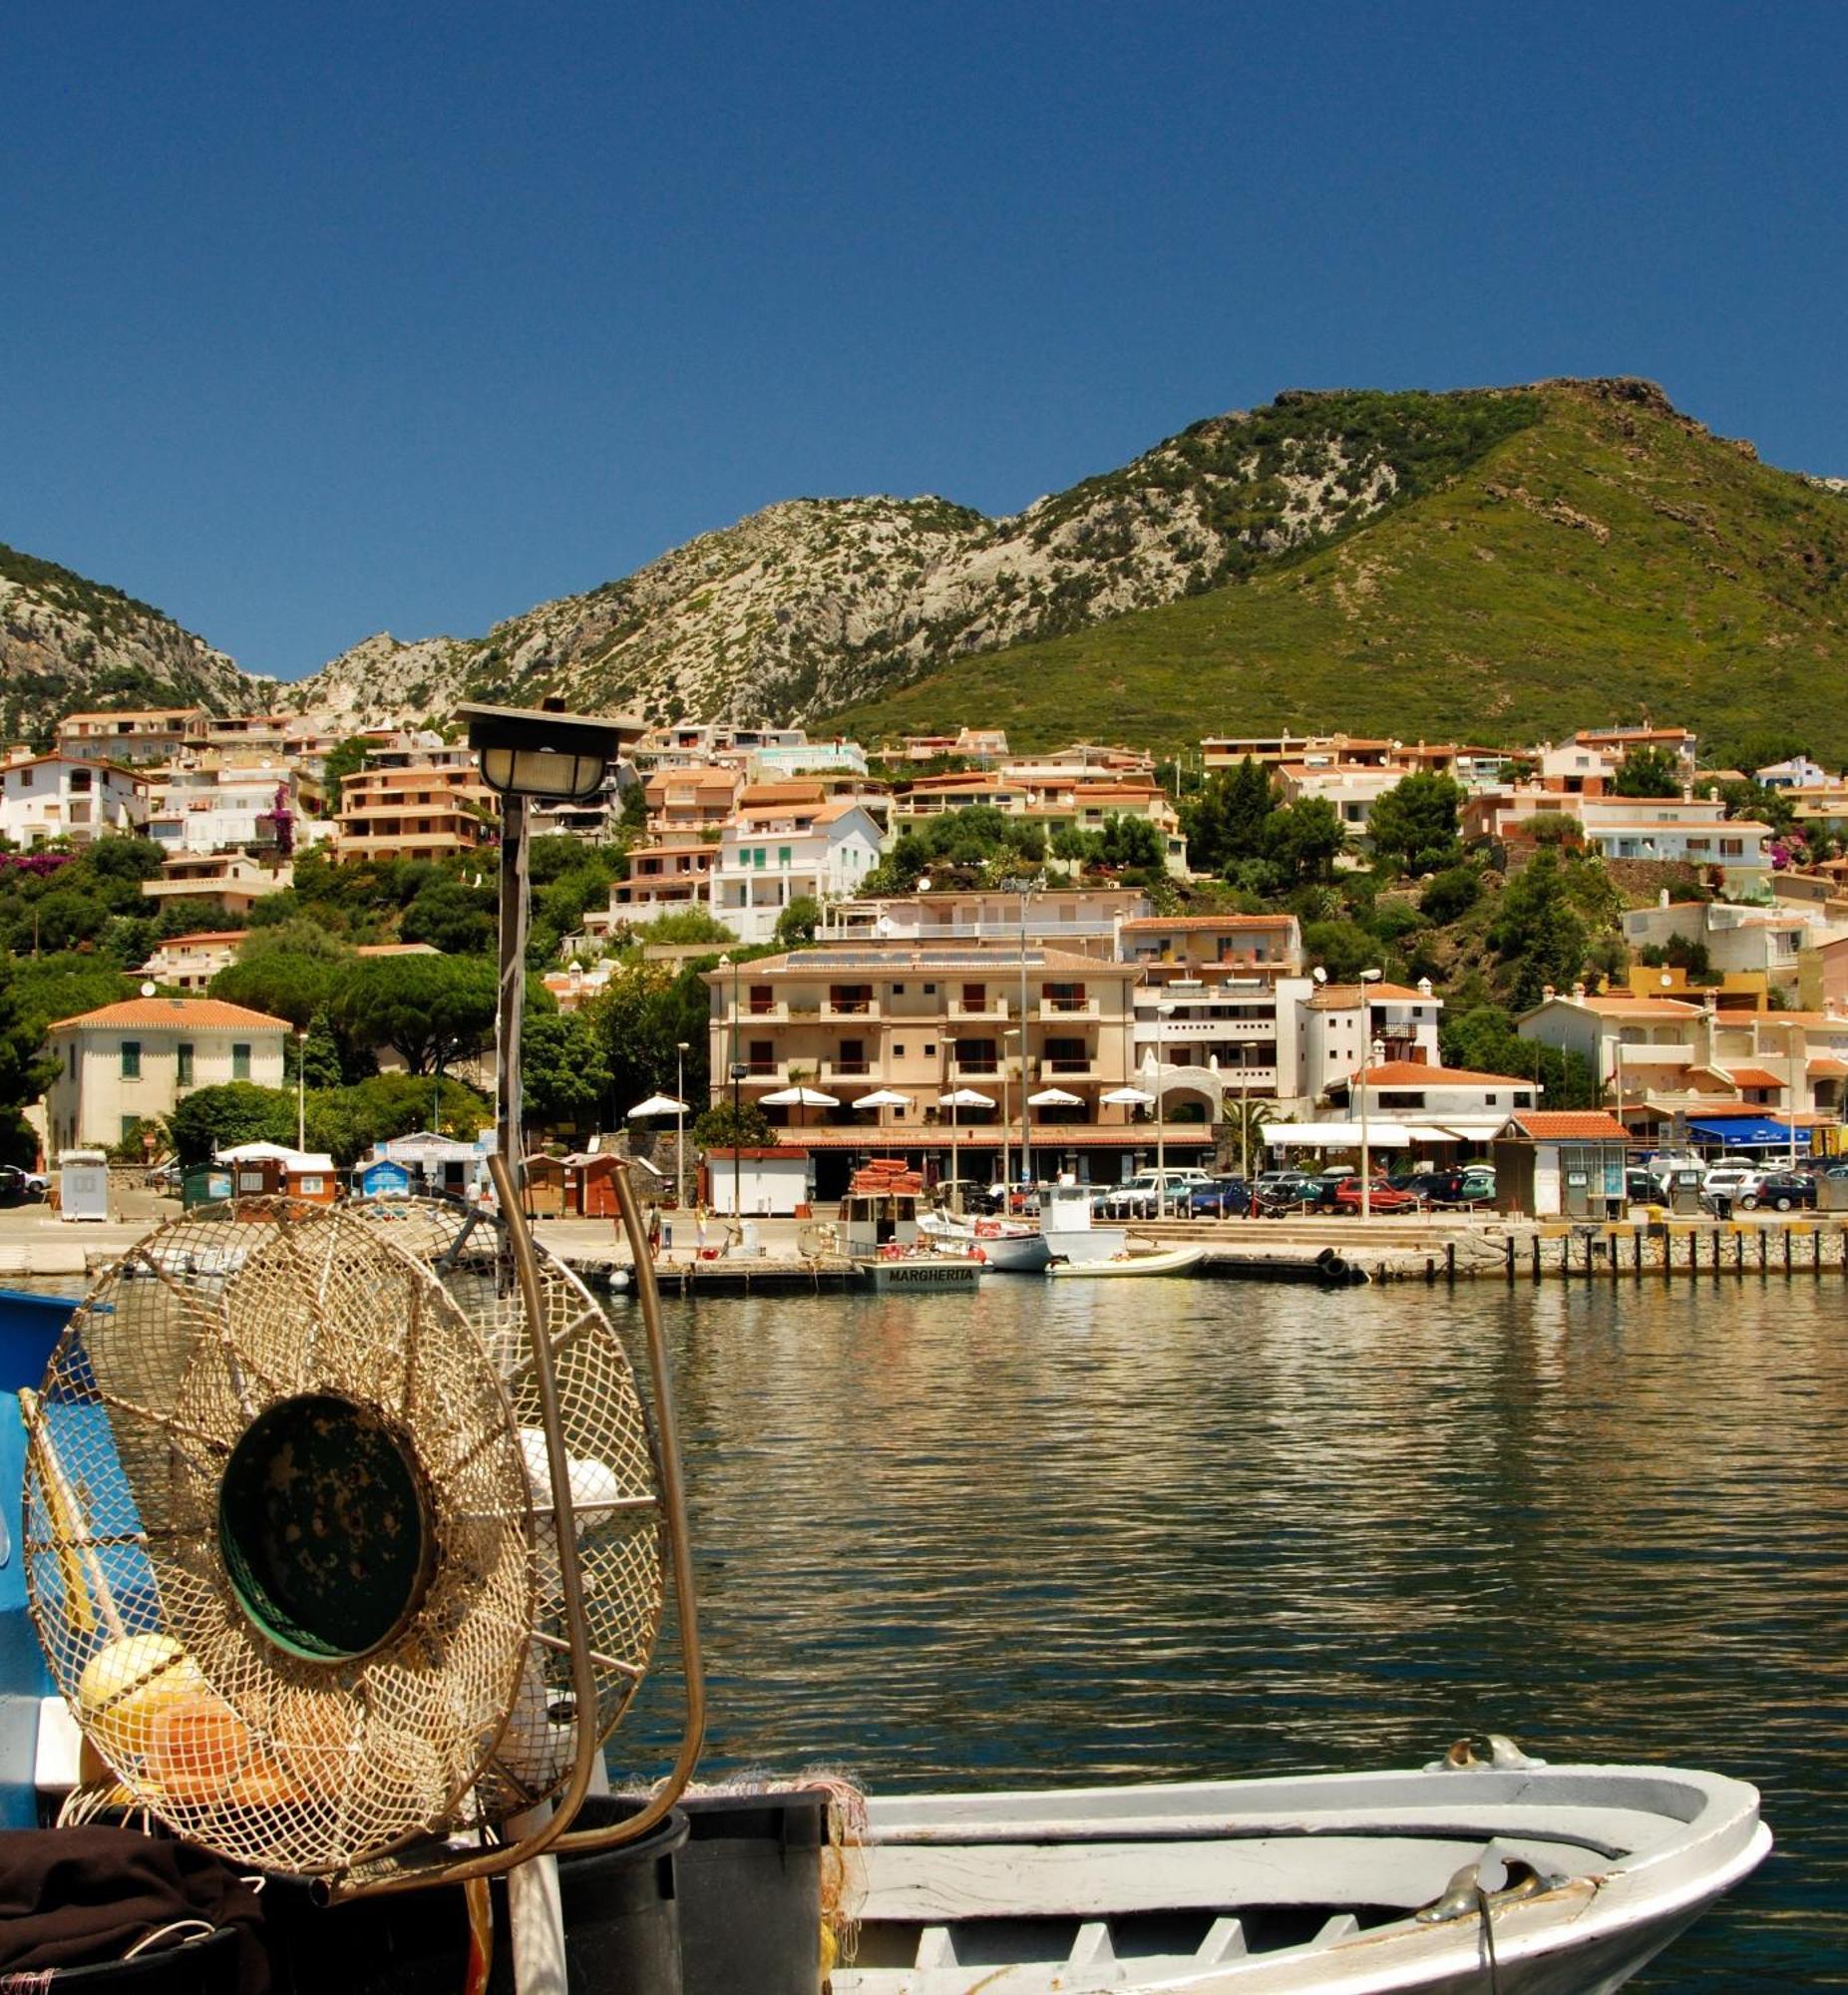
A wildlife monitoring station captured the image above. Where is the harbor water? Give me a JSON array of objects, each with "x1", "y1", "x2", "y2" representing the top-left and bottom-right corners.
[{"x1": 612, "y1": 1272, "x2": 1848, "y2": 1989}]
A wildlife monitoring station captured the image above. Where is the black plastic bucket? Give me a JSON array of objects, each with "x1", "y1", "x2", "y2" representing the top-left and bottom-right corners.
[
  {"x1": 43, "y1": 1927, "x2": 239, "y2": 1993},
  {"x1": 260, "y1": 1799, "x2": 687, "y2": 1995},
  {"x1": 659, "y1": 1790, "x2": 828, "y2": 1995},
  {"x1": 483, "y1": 1798, "x2": 688, "y2": 1995}
]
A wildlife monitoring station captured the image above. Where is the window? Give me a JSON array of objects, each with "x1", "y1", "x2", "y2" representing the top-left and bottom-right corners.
[
  {"x1": 922, "y1": 983, "x2": 936, "y2": 996},
  {"x1": 120, "y1": 1040, "x2": 142, "y2": 1080},
  {"x1": 893, "y1": 1043, "x2": 907, "y2": 1057},
  {"x1": 67, "y1": 1043, "x2": 76, "y2": 1078},
  {"x1": 231, "y1": 1042, "x2": 251, "y2": 1081},
  {"x1": 922, "y1": 1042, "x2": 936, "y2": 1058},
  {"x1": 121, "y1": 1115, "x2": 141, "y2": 1144},
  {"x1": 177, "y1": 1042, "x2": 194, "y2": 1086},
  {"x1": 778, "y1": 846, "x2": 791, "y2": 866}
]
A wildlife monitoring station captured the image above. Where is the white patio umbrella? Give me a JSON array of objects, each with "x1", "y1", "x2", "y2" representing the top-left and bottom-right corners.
[
  {"x1": 936, "y1": 1087, "x2": 995, "y2": 1109},
  {"x1": 852, "y1": 1088, "x2": 911, "y2": 1109},
  {"x1": 1027, "y1": 1086, "x2": 1084, "y2": 1108},
  {"x1": 1101, "y1": 1085, "x2": 1155, "y2": 1107},
  {"x1": 760, "y1": 1085, "x2": 840, "y2": 1108},
  {"x1": 625, "y1": 1092, "x2": 688, "y2": 1119}
]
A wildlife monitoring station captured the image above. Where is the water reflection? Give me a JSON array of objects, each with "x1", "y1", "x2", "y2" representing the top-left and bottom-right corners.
[{"x1": 612, "y1": 1275, "x2": 1848, "y2": 1987}]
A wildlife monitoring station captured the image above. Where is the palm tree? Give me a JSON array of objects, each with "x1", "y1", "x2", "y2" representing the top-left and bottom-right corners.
[{"x1": 1221, "y1": 1096, "x2": 1283, "y2": 1182}]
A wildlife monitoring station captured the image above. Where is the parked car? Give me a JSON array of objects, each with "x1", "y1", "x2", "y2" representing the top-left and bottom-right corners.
[
  {"x1": 1331, "y1": 1176, "x2": 1419, "y2": 1214},
  {"x1": 1252, "y1": 1170, "x2": 1324, "y2": 1215},
  {"x1": 1741, "y1": 1170, "x2": 1816, "y2": 1213},
  {"x1": 1186, "y1": 1175, "x2": 1252, "y2": 1218},
  {"x1": 1626, "y1": 1166, "x2": 1662, "y2": 1204},
  {"x1": 1102, "y1": 1169, "x2": 1213, "y2": 1219},
  {"x1": 1400, "y1": 1167, "x2": 1493, "y2": 1207},
  {"x1": 932, "y1": 1179, "x2": 1005, "y2": 1215},
  {"x1": 0, "y1": 1167, "x2": 46, "y2": 1204}
]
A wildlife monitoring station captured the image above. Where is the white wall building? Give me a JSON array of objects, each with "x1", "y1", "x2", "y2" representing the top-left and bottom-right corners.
[
  {"x1": 1287, "y1": 979, "x2": 1445, "y2": 1106},
  {"x1": 709, "y1": 800, "x2": 884, "y2": 944},
  {"x1": 0, "y1": 757, "x2": 144, "y2": 846},
  {"x1": 43, "y1": 997, "x2": 290, "y2": 1154}
]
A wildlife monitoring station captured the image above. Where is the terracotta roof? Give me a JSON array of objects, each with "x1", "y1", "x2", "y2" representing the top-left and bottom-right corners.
[
  {"x1": 157, "y1": 930, "x2": 250, "y2": 947},
  {"x1": 49, "y1": 998, "x2": 291, "y2": 1032},
  {"x1": 1121, "y1": 915, "x2": 1297, "y2": 933},
  {"x1": 1723, "y1": 1066, "x2": 1786, "y2": 1089},
  {"x1": 1353, "y1": 1060, "x2": 1533, "y2": 1085},
  {"x1": 1544, "y1": 997, "x2": 1702, "y2": 1018},
  {"x1": 1503, "y1": 1111, "x2": 1629, "y2": 1139},
  {"x1": 1808, "y1": 1056, "x2": 1848, "y2": 1076}
]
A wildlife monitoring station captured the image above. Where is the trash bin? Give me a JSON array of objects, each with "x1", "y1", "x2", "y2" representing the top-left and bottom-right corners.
[
  {"x1": 740, "y1": 1219, "x2": 761, "y2": 1257},
  {"x1": 262, "y1": 1800, "x2": 687, "y2": 1995},
  {"x1": 633, "y1": 1789, "x2": 829, "y2": 1995}
]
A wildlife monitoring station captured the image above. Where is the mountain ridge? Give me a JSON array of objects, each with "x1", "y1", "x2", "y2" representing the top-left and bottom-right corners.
[{"x1": 3, "y1": 378, "x2": 1843, "y2": 759}]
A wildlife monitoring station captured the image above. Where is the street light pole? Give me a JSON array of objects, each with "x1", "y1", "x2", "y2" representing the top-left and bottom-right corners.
[
  {"x1": 1358, "y1": 968, "x2": 1382, "y2": 1219},
  {"x1": 718, "y1": 954, "x2": 744, "y2": 1223},
  {"x1": 999, "y1": 874, "x2": 1037, "y2": 1198},
  {"x1": 1154, "y1": 1000, "x2": 1173, "y2": 1218},
  {"x1": 296, "y1": 1028, "x2": 306, "y2": 1152},
  {"x1": 675, "y1": 1039, "x2": 688, "y2": 1210}
]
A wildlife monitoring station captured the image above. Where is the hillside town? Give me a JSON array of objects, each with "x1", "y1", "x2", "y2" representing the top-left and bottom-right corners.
[{"x1": 5, "y1": 700, "x2": 1848, "y2": 1223}]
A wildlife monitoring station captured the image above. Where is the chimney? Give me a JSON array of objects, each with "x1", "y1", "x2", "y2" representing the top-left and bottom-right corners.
[
  {"x1": 1572, "y1": 982, "x2": 1587, "y2": 999},
  {"x1": 1542, "y1": 985, "x2": 1557, "y2": 1001}
]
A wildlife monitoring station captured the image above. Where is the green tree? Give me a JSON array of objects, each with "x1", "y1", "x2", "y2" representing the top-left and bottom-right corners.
[
  {"x1": 1419, "y1": 866, "x2": 1480, "y2": 924},
  {"x1": 320, "y1": 736, "x2": 372, "y2": 812},
  {"x1": 299, "y1": 1007, "x2": 345, "y2": 1088},
  {"x1": 1181, "y1": 757, "x2": 1277, "y2": 874},
  {"x1": 1612, "y1": 746, "x2": 1682, "y2": 798},
  {"x1": 1488, "y1": 852, "x2": 1588, "y2": 1008},
  {"x1": 210, "y1": 951, "x2": 344, "y2": 1029},
  {"x1": 168, "y1": 1082, "x2": 297, "y2": 1166},
  {"x1": 1301, "y1": 918, "x2": 1377, "y2": 981},
  {"x1": 1265, "y1": 797, "x2": 1346, "y2": 884},
  {"x1": 523, "y1": 1010, "x2": 613, "y2": 1130},
  {"x1": 402, "y1": 880, "x2": 496, "y2": 955},
  {"x1": 692, "y1": 1099, "x2": 771, "y2": 1148},
  {"x1": 1366, "y1": 772, "x2": 1465, "y2": 877},
  {"x1": 331, "y1": 954, "x2": 499, "y2": 1074},
  {"x1": 1440, "y1": 1003, "x2": 1600, "y2": 1108},
  {"x1": 773, "y1": 896, "x2": 821, "y2": 947}
]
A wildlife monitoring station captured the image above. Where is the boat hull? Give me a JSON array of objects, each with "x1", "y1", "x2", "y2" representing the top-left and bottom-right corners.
[
  {"x1": 1048, "y1": 1244, "x2": 1205, "y2": 1278},
  {"x1": 832, "y1": 1764, "x2": 1770, "y2": 1994},
  {"x1": 857, "y1": 1255, "x2": 984, "y2": 1292}
]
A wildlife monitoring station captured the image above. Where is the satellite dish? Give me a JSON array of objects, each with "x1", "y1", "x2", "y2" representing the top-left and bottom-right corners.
[
  {"x1": 140, "y1": 981, "x2": 158, "y2": 998},
  {"x1": 1311, "y1": 967, "x2": 1328, "y2": 985}
]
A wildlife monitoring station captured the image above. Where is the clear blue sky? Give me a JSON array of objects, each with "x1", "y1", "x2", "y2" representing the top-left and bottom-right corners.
[{"x1": 5, "y1": 1, "x2": 1844, "y2": 681}]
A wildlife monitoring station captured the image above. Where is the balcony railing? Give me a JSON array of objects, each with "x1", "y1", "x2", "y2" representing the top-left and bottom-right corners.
[
  {"x1": 822, "y1": 998, "x2": 882, "y2": 1019},
  {"x1": 1039, "y1": 998, "x2": 1101, "y2": 1018},
  {"x1": 1040, "y1": 1057, "x2": 1095, "y2": 1077},
  {"x1": 946, "y1": 997, "x2": 1009, "y2": 1018},
  {"x1": 820, "y1": 1059, "x2": 872, "y2": 1079}
]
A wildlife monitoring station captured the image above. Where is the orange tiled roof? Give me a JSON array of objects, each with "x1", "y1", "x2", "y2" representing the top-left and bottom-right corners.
[
  {"x1": 49, "y1": 998, "x2": 291, "y2": 1032},
  {"x1": 1121, "y1": 914, "x2": 1296, "y2": 933},
  {"x1": 1724, "y1": 1066, "x2": 1786, "y2": 1089},
  {"x1": 1505, "y1": 1111, "x2": 1628, "y2": 1139},
  {"x1": 1356, "y1": 1060, "x2": 1532, "y2": 1085}
]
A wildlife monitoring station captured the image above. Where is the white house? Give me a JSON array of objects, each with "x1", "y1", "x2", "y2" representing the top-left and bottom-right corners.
[
  {"x1": 709, "y1": 799, "x2": 884, "y2": 944},
  {"x1": 1285, "y1": 979, "x2": 1445, "y2": 1106},
  {"x1": 42, "y1": 997, "x2": 291, "y2": 1155},
  {"x1": 1326, "y1": 1059, "x2": 1539, "y2": 1138},
  {"x1": 142, "y1": 762, "x2": 316, "y2": 856},
  {"x1": 0, "y1": 757, "x2": 145, "y2": 846}
]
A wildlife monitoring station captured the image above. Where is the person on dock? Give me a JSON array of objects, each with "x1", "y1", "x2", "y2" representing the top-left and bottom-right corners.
[{"x1": 695, "y1": 1200, "x2": 710, "y2": 1256}]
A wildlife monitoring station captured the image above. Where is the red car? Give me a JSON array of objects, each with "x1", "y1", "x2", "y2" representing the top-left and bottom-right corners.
[{"x1": 1331, "y1": 1177, "x2": 1418, "y2": 1214}]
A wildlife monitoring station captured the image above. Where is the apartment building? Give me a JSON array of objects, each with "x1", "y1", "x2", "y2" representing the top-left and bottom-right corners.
[
  {"x1": 140, "y1": 852, "x2": 293, "y2": 915},
  {"x1": 1518, "y1": 988, "x2": 1848, "y2": 1142},
  {"x1": 1620, "y1": 899, "x2": 1813, "y2": 994},
  {"x1": 819, "y1": 886, "x2": 1147, "y2": 957},
  {"x1": 586, "y1": 842, "x2": 719, "y2": 930},
  {"x1": 43, "y1": 997, "x2": 290, "y2": 1154},
  {"x1": 335, "y1": 744, "x2": 498, "y2": 863},
  {"x1": 705, "y1": 945, "x2": 1200, "y2": 1194},
  {"x1": 139, "y1": 930, "x2": 250, "y2": 992},
  {"x1": 142, "y1": 761, "x2": 314, "y2": 856},
  {"x1": 56, "y1": 709, "x2": 206, "y2": 765},
  {"x1": 0, "y1": 756, "x2": 144, "y2": 845},
  {"x1": 709, "y1": 799, "x2": 883, "y2": 944},
  {"x1": 644, "y1": 765, "x2": 743, "y2": 838},
  {"x1": 1289, "y1": 979, "x2": 1445, "y2": 1104}
]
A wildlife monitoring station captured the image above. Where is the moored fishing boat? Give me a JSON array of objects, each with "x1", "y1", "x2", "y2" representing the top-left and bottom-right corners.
[
  {"x1": 919, "y1": 1209, "x2": 1053, "y2": 1273},
  {"x1": 1047, "y1": 1240, "x2": 1205, "y2": 1278},
  {"x1": 832, "y1": 1758, "x2": 1771, "y2": 1994}
]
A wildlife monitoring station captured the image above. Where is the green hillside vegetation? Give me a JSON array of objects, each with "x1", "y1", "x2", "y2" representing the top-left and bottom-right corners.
[{"x1": 828, "y1": 381, "x2": 1848, "y2": 767}]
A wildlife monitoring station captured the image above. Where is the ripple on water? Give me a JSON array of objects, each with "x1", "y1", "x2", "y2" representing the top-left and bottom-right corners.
[{"x1": 609, "y1": 1276, "x2": 1848, "y2": 1990}]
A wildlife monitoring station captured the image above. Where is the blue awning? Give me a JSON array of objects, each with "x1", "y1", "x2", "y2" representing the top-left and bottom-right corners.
[{"x1": 1686, "y1": 1116, "x2": 1807, "y2": 1148}]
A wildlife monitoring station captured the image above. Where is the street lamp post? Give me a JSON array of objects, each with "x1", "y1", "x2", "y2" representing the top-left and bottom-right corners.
[
  {"x1": 999, "y1": 874, "x2": 1039, "y2": 1199},
  {"x1": 295, "y1": 1028, "x2": 306, "y2": 1152},
  {"x1": 1153, "y1": 999, "x2": 1173, "y2": 1217},
  {"x1": 1357, "y1": 968, "x2": 1382, "y2": 1218},
  {"x1": 718, "y1": 953, "x2": 744, "y2": 1223},
  {"x1": 1001, "y1": 1027, "x2": 1020, "y2": 1191},
  {"x1": 461, "y1": 700, "x2": 641, "y2": 1194},
  {"x1": 674, "y1": 1040, "x2": 689, "y2": 1210}
]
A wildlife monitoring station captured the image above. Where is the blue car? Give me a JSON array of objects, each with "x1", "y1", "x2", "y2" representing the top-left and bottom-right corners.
[{"x1": 1186, "y1": 1175, "x2": 1252, "y2": 1218}]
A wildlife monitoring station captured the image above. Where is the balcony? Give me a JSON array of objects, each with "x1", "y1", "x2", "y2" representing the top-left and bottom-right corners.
[
  {"x1": 820, "y1": 1058, "x2": 873, "y2": 1080},
  {"x1": 947, "y1": 997, "x2": 1010, "y2": 1018},
  {"x1": 1039, "y1": 1057, "x2": 1095, "y2": 1078},
  {"x1": 1039, "y1": 997, "x2": 1101, "y2": 1019},
  {"x1": 950, "y1": 1058, "x2": 1003, "y2": 1078},
  {"x1": 822, "y1": 998, "x2": 882, "y2": 1019},
  {"x1": 740, "y1": 1000, "x2": 790, "y2": 1023}
]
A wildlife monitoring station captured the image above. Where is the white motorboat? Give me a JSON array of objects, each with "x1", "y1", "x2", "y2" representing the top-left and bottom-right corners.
[
  {"x1": 832, "y1": 1756, "x2": 1771, "y2": 1994},
  {"x1": 920, "y1": 1209, "x2": 1053, "y2": 1272},
  {"x1": 1049, "y1": 1242, "x2": 1205, "y2": 1278},
  {"x1": 1040, "y1": 1177, "x2": 1130, "y2": 1266}
]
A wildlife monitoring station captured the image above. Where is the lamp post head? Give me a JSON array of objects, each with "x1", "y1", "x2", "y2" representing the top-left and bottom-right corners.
[{"x1": 460, "y1": 700, "x2": 643, "y2": 802}]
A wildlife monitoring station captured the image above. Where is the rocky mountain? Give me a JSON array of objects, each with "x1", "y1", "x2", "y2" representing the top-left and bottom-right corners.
[
  {"x1": 830, "y1": 378, "x2": 1848, "y2": 764},
  {"x1": 291, "y1": 388, "x2": 1542, "y2": 728},
  {"x1": 0, "y1": 545, "x2": 272, "y2": 740}
]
